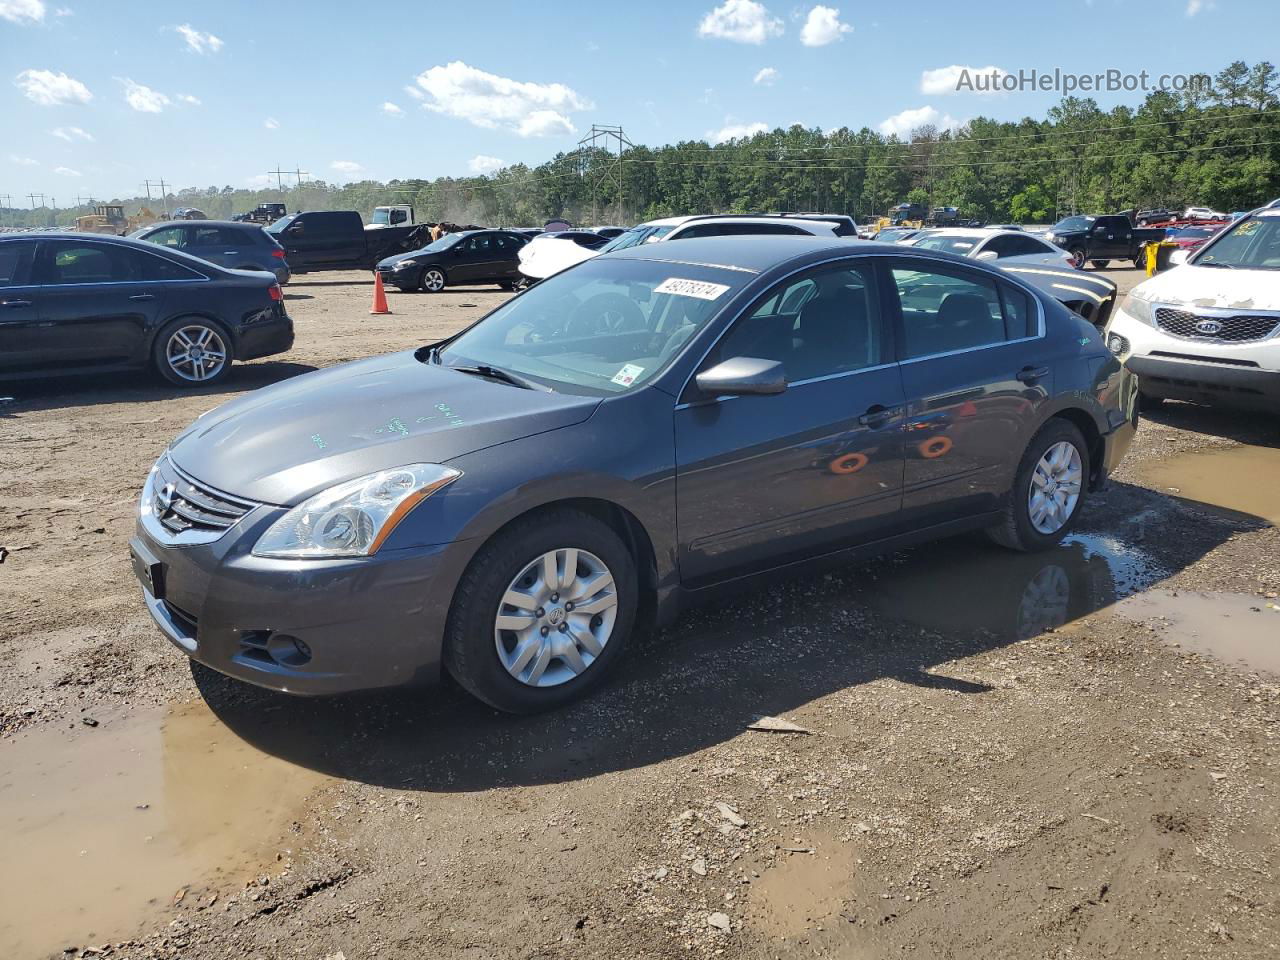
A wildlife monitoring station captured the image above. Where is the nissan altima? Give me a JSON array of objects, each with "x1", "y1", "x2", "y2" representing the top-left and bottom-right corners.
[{"x1": 131, "y1": 236, "x2": 1137, "y2": 712}]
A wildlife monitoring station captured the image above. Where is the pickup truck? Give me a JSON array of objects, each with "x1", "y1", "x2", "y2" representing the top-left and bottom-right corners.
[
  {"x1": 265, "y1": 210, "x2": 431, "y2": 273},
  {"x1": 1044, "y1": 214, "x2": 1168, "y2": 270}
]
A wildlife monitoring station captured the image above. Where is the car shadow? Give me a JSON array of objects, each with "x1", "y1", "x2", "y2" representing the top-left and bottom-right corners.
[
  {"x1": 1139, "y1": 402, "x2": 1280, "y2": 448},
  {"x1": 194, "y1": 481, "x2": 1241, "y2": 793},
  {"x1": 0, "y1": 360, "x2": 317, "y2": 417}
]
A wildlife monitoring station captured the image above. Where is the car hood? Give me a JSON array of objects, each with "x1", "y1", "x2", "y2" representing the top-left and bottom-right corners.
[
  {"x1": 1134, "y1": 264, "x2": 1280, "y2": 311},
  {"x1": 168, "y1": 351, "x2": 600, "y2": 505},
  {"x1": 377, "y1": 249, "x2": 425, "y2": 269}
]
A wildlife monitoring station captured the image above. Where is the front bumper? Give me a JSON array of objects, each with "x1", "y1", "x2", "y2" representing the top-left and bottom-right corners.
[
  {"x1": 377, "y1": 262, "x2": 419, "y2": 287},
  {"x1": 1108, "y1": 308, "x2": 1280, "y2": 412},
  {"x1": 130, "y1": 487, "x2": 470, "y2": 695}
]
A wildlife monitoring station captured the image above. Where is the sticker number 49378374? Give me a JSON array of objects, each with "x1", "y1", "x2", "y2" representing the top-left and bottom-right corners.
[{"x1": 653, "y1": 277, "x2": 731, "y2": 301}]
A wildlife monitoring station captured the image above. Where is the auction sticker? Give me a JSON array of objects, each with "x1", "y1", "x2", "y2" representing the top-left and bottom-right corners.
[
  {"x1": 611, "y1": 363, "x2": 645, "y2": 387},
  {"x1": 654, "y1": 277, "x2": 731, "y2": 301}
]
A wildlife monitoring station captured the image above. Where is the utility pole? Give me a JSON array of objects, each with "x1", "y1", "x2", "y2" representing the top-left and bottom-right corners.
[
  {"x1": 28, "y1": 192, "x2": 44, "y2": 209},
  {"x1": 143, "y1": 180, "x2": 170, "y2": 216},
  {"x1": 292, "y1": 165, "x2": 310, "y2": 210},
  {"x1": 268, "y1": 166, "x2": 289, "y2": 197},
  {"x1": 0, "y1": 194, "x2": 11, "y2": 228},
  {"x1": 576, "y1": 124, "x2": 632, "y2": 225}
]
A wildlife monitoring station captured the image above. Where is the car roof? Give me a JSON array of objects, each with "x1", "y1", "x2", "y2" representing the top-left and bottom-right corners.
[
  {"x1": 143, "y1": 219, "x2": 260, "y2": 229},
  {"x1": 917, "y1": 227, "x2": 1025, "y2": 239}
]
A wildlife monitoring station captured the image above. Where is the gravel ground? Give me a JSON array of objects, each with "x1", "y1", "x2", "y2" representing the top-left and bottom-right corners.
[{"x1": 1, "y1": 265, "x2": 1278, "y2": 960}]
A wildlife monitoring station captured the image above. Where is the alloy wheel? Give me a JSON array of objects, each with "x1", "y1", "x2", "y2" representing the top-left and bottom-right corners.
[
  {"x1": 165, "y1": 324, "x2": 228, "y2": 382},
  {"x1": 422, "y1": 268, "x2": 446, "y2": 292},
  {"x1": 494, "y1": 547, "x2": 618, "y2": 688},
  {"x1": 1027, "y1": 441, "x2": 1083, "y2": 535}
]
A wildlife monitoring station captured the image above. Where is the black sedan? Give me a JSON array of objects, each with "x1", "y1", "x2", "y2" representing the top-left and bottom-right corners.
[
  {"x1": 376, "y1": 229, "x2": 528, "y2": 292},
  {"x1": 133, "y1": 236, "x2": 1136, "y2": 713},
  {"x1": 0, "y1": 233, "x2": 293, "y2": 387}
]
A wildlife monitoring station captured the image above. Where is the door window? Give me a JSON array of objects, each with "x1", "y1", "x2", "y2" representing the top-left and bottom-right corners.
[
  {"x1": 133, "y1": 250, "x2": 204, "y2": 281},
  {"x1": 145, "y1": 226, "x2": 187, "y2": 249},
  {"x1": 44, "y1": 242, "x2": 133, "y2": 284},
  {"x1": 464, "y1": 235, "x2": 493, "y2": 254},
  {"x1": 191, "y1": 226, "x2": 242, "y2": 247},
  {"x1": 891, "y1": 266, "x2": 1010, "y2": 358},
  {"x1": 709, "y1": 262, "x2": 883, "y2": 382},
  {"x1": 0, "y1": 242, "x2": 36, "y2": 286}
]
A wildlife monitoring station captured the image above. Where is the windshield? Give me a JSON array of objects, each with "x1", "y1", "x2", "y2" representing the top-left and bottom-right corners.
[
  {"x1": 437, "y1": 257, "x2": 747, "y2": 395},
  {"x1": 597, "y1": 225, "x2": 675, "y2": 253},
  {"x1": 1172, "y1": 226, "x2": 1215, "y2": 240},
  {"x1": 265, "y1": 215, "x2": 294, "y2": 234},
  {"x1": 371, "y1": 209, "x2": 391, "y2": 225},
  {"x1": 910, "y1": 234, "x2": 977, "y2": 255},
  {"x1": 415, "y1": 233, "x2": 464, "y2": 254},
  {"x1": 1052, "y1": 217, "x2": 1091, "y2": 232},
  {"x1": 1194, "y1": 215, "x2": 1280, "y2": 270}
]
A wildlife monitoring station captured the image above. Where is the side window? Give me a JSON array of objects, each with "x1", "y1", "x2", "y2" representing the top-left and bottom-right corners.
[
  {"x1": 146, "y1": 226, "x2": 187, "y2": 249},
  {"x1": 469, "y1": 235, "x2": 493, "y2": 253},
  {"x1": 710, "y1": 261, "x2": 883, "y2": 382},
  {"x1": 132, "y1": 250, "x2": 204, "y2": 281},
  {"x1": 672, "y1": 224, "x2": 723, "y2": 240},
  {"x1": 0, "y1": 242, "x2": 36, "y2": 286},
  {"x1": 1000, "y1": 284, "x2": 1036, "y2": 338},
  {"x1": 982, "y1": 236, "x2": 1016, "y2": 258},
  {"x1": 1009, "y1": 236, "x2": 1050, "y2": 256},
  {"x1": 891, "y1": 265, "x2": 1006, "y2": 358},
  {"x1": 44, "y1": 242, "x2": 132, "y2": 284}
]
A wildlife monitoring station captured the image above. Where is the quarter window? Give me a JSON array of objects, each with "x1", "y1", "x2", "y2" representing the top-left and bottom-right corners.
[{"x1": 711, "y1": 262, "x2": 883, "y2": 382}]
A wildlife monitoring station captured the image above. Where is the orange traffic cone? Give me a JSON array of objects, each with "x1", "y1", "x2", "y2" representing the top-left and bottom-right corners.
[{"x1": 370, "y1": 271, "x2": 391, "y2": 315}]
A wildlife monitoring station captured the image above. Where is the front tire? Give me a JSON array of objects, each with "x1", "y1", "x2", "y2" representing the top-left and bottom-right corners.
[
  {"x1": 1090, "y1": 259, "x2": 1111, "y2": 269},
  {"x1": 1068, "y1": 247, "x2": 1087, "y2": 270},
  {"x1": 153, "y1": 317, "x2": 232, "y2": 387},
  {"x1": 420, "y1": 267, "x2": 447, "y2": 293},
  {"x1": 444, "y1": 508, "x2": 638, "y2": 713},
  {"x1": 987, "y1": 420, "x2": 1089, "y2": 552}
]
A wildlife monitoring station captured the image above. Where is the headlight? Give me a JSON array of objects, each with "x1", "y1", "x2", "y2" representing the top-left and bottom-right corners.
[
  {"x1": 394, "y1": 258, "x2": 416, "y2": 269},
  {"x1": 252, "y1": 464, "x2": 461, "y2": 559},
  {"x1": 1120, "y1": 292, "x2": 1155, "y2": 326}
]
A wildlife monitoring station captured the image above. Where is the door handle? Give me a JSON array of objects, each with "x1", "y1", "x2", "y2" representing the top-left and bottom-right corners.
[
  {"x1": 1, "y1": 299, "x2": 33, "y2": 308},
  {"x1": 128, "y1": 293, "x2": 156, "y2": 302},
  {"x1": 222, "y1": 250, "x2": 238, "y2": 255},
  {"x1": 1016, "y1": 365, "x2": 1050, "y2": 383},
  {"x1": 858, "y1": 403, "x2": 901, "y2": 426}
]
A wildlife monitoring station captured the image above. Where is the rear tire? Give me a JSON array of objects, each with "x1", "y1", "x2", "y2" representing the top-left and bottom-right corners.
[
  {"x1": 444, "y1": 508, "x2": 638, "y2": 713},
  {"x1": 152, "y1": 317, "x2": 233, "y2": 388},
  {"x1": 1090, "y1": 259, "x2": 1111, "y2": 269},
  {"x1": 987, "y1": 420, "x2": 1089, "y2": 553}
]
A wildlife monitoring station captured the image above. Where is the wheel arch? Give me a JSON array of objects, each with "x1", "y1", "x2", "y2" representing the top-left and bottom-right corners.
[
  {"x1": 1043, "y1": 406, "x2": 1105, "y2": 489},
  {"x1": 148, "y1": 311, "x2": 239, "y2": 361}
]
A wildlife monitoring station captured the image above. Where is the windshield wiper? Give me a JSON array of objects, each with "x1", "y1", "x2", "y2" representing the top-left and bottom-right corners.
[
  {"x1": 1197, "y1": 261, "x2": 1235, "y2": 268},
  {"x1": 447, "y1": 363, "x2": 551, "y2": 391}
]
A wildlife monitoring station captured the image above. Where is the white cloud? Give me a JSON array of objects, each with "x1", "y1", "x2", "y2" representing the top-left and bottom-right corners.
[
  {"x1": 51, "y1": 125, "x2": 92, "y2": 141},
  {"x1": 53, "y1": 6, "x2": 70, "y2": 15},
  {"x1": 404, "y1": 84, "x2": 423, "y2": 100},
  {"x1": 330, "y1": 160, "x2": 363, "y2": 175},
  {"x1": 177, "y1": 93, "x2": 200, "y2": 105},
  {"x1": 118, "y1": 77, "x2": 170, "y2": 113},
  {"x1": 878, "y1": 105, "x2": 959, "y2": 139},
  {"x1": 14, "y1": 68, "x2": 92, "y2": 106},
  {"x1": 9, "y1": 154, "x2": 39, "y2": 165},
  {"x1": 381, "y1": 101, "x2": 403, "y2": 116},
  {"x1": 753, "y1": 66, "x2": 778, "y2": 86},
  {"x1": 469, "y1": 154, "x2": 505, "y2": 174},
  {"x1": 708, "y1": 121, "x2": 768, "y2": 144},
  {"x1": 245, "y1": 173, "x2": 273, "y2": 189},
  {"x1": 411, "y1": 60, "x2": 591, "y2": 137},
  {"x1": 799, "y1": 5, "x2": 851, "y2": 46},
  {"x1": 175, "y1": 24, "x2": 223, "y2": 54},
  {"x1": 264, "y1": 117, "x2": 280, "y2": 130},
  {"x1": 697, "y1": 0, "x2": 783, "y2": 44},
  {"x1": 53, "y1": 165, "x2": 81, "y2": 176},
  {"x1": 920, "y1": 64, "x2": 1010, "y2": 95},
  {"x1": 0, "y1": 0, "x2": 44, "y2": 24},
  {"x1": 1186, "y1": 0, "x2": 1207, "y2": 14}
]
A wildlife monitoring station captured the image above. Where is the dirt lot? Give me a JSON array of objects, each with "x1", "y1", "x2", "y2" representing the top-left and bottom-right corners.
[{"x1": 2, "y1": 266, "x2": 1278, "y2": 960}]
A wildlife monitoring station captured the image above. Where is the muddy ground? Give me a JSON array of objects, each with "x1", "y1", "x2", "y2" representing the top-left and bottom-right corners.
[{"x1": 1, "y1": 266, "x2": 1278, "y2": 960}]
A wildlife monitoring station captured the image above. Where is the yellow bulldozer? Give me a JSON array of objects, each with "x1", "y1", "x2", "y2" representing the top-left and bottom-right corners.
[{"x1": 73, "y1": 204, "x2": 160, "y2": 235}]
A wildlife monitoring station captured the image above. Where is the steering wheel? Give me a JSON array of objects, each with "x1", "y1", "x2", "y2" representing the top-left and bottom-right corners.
[{"x1": 564, "y1": 293, "x2": 646, "y2": 338}]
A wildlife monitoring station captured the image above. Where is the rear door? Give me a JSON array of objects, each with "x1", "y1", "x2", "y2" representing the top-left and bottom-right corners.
[
  {"x1": 0, "y1": 240, "x2": 41, "y2": 374},
  {"x1": 32, "y1": 240, "x2": 188, "y2": 369},
  {"x1": 675, "y1": 259, "x2": 907, "y2": 583},
  {"x1": 886, "y1": 258, "x2": 1051, "y2": 527}
]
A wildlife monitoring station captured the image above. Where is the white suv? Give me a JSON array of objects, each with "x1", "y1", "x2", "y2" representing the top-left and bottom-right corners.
[{"x1": 1105, "y1": 207, "x2": 1280, "y2": 413}]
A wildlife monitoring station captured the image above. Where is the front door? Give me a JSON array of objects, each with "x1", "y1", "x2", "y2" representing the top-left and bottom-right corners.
[
  {"x1": 451, "y1": 234, "x2": 503, "y2": 283},
  {"x1": 885, "y1": 259, "x2": 1053, "y2": 526},
  {"x1": 0, "y1": 240, "x2": 42, "y2": 374},
  {"x1": 675, "y1": 260, "x2": 906, "y2": 583}
]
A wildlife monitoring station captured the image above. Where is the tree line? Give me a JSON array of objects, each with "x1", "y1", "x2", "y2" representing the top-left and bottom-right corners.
[{"x1": 5, "y1": 59, "x2": 1277, "y2": 230}]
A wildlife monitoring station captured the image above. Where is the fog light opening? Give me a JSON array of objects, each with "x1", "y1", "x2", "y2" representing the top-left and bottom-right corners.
[{"x1": 267, "y1": 633, "x2": 312, "y2": 667}]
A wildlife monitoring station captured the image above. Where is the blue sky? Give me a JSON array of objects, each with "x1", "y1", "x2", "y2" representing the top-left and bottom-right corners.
[{"x1": 2, "y1": 0, "x2": 1277, "y2": 201}]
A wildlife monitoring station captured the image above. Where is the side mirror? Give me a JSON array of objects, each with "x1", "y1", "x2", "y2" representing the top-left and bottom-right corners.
[
  {"x1": 695, "y1": 357, "x2": 787, "y2": 397},
  {"x1": 976, "y1": 249, "x2": 999, "y2": 261}
]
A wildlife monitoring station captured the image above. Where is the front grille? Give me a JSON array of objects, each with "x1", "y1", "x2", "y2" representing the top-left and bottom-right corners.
[
  {"x1": 162, "y1": 600, "x2": 199, "y2": 637},
  {"x1": 152, "y1": 458, "x2": 256, "y2": 536},
  {"x1": 1154, "y1": 307, "x2": 1280, "y2": 343}
]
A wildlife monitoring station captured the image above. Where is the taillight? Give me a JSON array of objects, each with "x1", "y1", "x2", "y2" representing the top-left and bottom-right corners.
[
  {"x1": 271, "y1": 249, "x2": 286, "y2": 259},
  {"x1": 268, "y1": 284, "x2": 283, "y2": 301}
]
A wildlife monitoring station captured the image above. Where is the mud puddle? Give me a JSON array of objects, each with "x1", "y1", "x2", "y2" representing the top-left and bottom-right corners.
[
  {"x1": 0, "y1": 700, "x2": 325, "y2": 956},
  {"x1": 1140, "y1": 445, "x2": 1280, "y2": 525},
  {"x1": 860, "y1": 533, "x2": 1166, "y2": 643},
  {"x1": 1117, "y1": 589, "x2": 1280, "y2": 674},
  {"x1": 749, "y1": 838, "x2": 860, "y2": 937}
]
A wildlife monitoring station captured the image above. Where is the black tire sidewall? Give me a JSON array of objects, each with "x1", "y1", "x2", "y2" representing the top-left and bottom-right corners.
[
  {"x1": 444, "y1": 510, "x2": 638, "y2": 713},
  {"x1": 152, "y1": 316, "x2": 233, "y2": 387},
  {"x1": 1008, "y1": 420, "x2": 1090, "y2": 551}
]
